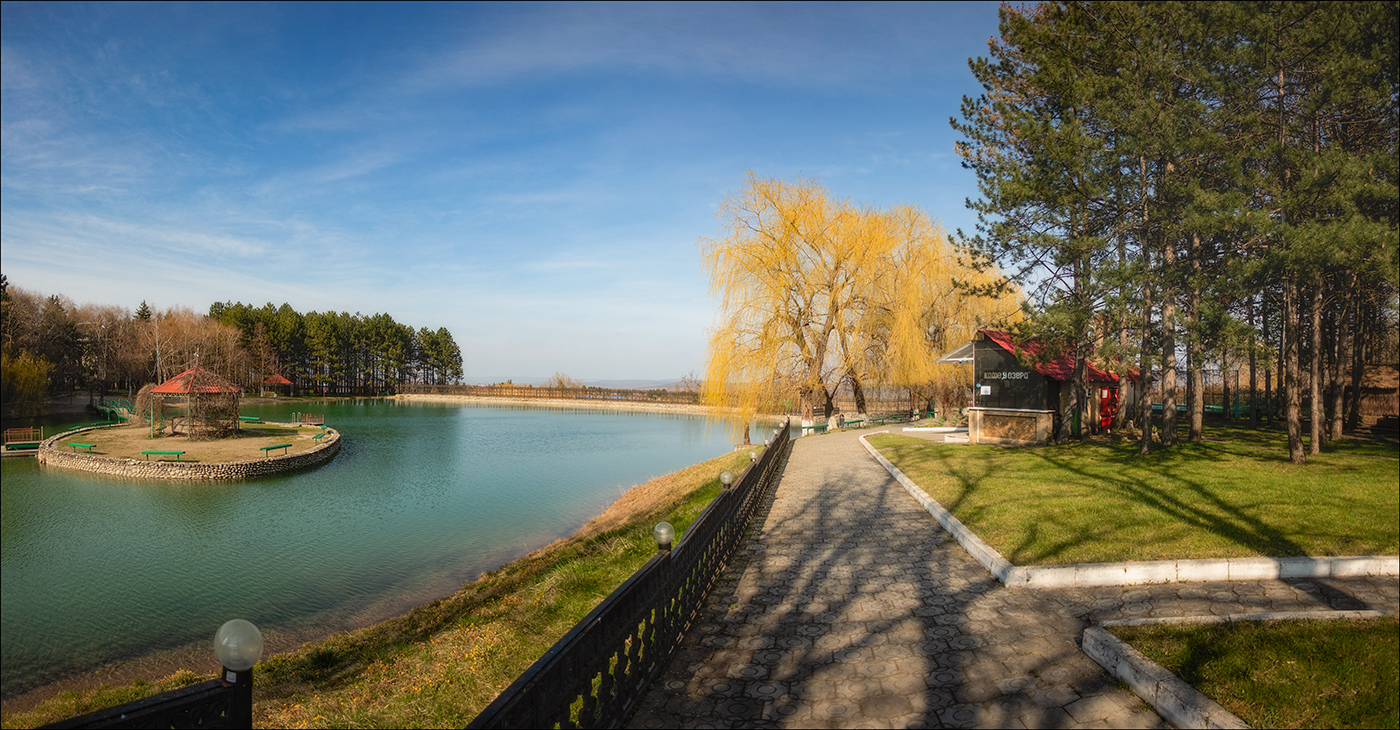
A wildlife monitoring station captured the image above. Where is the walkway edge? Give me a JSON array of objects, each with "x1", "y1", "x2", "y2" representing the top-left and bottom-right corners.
[
  {"x1": 1082, "y1": 626, "x2": 1250, "y2": 729},
  {"x1": 857, "y1": 433, "x2": 1400, "y2": 588},
  {"x1": 1083, "y1": 610, "x2": 1387, "y2": 730}
]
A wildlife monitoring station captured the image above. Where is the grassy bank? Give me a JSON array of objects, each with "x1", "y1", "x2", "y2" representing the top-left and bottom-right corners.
[
  {"x1": 1111, "y1": 617, "x2": 1399, "y2": 728},
  {"x1": 1, "y1": 449, "x2": 755, "y2": 729},
  {"x1": 866, "y1": 426, "x2": 1399, "y2": 565}
]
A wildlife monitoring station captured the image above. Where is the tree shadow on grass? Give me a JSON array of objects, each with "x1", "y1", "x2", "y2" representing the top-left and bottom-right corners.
[{"x1": 1016, "y1": 445, "x2": 1312, "y2": 563}]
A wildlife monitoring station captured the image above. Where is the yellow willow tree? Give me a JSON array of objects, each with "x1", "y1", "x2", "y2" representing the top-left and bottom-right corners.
[
  {"x1": 701, "y1": 174, "x2": 856, "y2": 430},
  {"x1": 701, "y1": 174, "x2": 1019, "y2": 430}
]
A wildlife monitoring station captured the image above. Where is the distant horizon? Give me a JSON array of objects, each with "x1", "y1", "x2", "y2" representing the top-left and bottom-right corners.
[{"x1": 2, "y1": 2, "x2": 1003, "y2": 380}]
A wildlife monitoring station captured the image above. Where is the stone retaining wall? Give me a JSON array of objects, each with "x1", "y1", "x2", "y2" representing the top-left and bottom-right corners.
[{"x1": 38, "y1": 424, "x2": 341, "y2": 481}]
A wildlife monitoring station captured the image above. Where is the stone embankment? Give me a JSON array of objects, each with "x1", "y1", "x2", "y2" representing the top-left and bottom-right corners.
[{"x1": 38, "y1": 425, "x2": 341, "y2": 481}]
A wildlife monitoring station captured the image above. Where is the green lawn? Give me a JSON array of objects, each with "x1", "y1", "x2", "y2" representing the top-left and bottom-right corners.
[
  {"x1": 1111, "y1": 618, "x2": 1399, "y2": 729},
  {"x1": 867, "y1": 428, "x2": 1399, "y2": 565}
]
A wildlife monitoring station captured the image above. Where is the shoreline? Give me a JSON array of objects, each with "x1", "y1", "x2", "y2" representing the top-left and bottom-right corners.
[
  {"x1": 0, "y1": 439, "x2": 738, "y2": 717},
  {"x1": 396, "y1": 393, "x2": 797, "y2": 422},
  {"x1": 394, "y1": 392, "x2": 715, "y2": 416}
]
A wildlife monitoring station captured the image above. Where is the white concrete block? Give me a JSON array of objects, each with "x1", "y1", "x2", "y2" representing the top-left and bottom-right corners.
[
  {"x1": 1175, "y1": 559, "x2": 1231, "y2": 582},
  {"x1": 1331, "y1": 556, "x2": 1397, "y2": 577},
  {"x1": 1122, "y1": 560, "x2": 1178, "y2": 585},
  {"x1": 1227, "y1": 557, "x2": 1281, "y2": 581},
  {"x1": 1073, "y1": 563, "x2": 1129, "y2": 587},
  {"x1": 1002, "y1": 566, "x2": 1031, "y2": 587},
  {"x1": 1024, "y1": 566, "x2": 1078, "y2": 588},
  {"x1": 1277, "y1": 557, "x2": 1330, "y2": 578}
]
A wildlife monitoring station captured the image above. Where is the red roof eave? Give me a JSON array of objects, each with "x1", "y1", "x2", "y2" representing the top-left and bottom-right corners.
[{"x1": 978, "y1": 329, "x2": 1140, "y2": 384}]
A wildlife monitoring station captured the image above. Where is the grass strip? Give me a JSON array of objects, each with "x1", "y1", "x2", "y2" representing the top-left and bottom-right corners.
[
  {"x1": 1, "y1": 449, "x2": 754, "y2": 730},
  {"x1": 867, "y1": 427, "x2": 1398, "y2": 565},
  {"x1": 1110, "y1": 617, "x2": 1399, "y2": 729}
]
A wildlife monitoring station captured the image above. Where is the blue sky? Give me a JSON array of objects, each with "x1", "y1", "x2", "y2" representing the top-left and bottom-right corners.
[{"x1": 1, "y1": 1, "x2": 1002, "y2": 382}]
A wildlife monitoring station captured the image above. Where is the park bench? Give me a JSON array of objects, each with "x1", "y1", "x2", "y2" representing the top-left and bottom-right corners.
[
  {"x1": 142, "y1": 450, "x2": 185, "y2": 462},
  {"x1": 800, "y1": 424, "x2": 828, "y2": 435},
  {"x1": 68, "y1": 443, "x2": 96, "y2": 453},
  {"x1": 260, "y1": 443, "x2": 292, "y2": 457},
  {"x1": 239, "y1": 416, "x2": 262, "y2": 423},
  {"x1": 842, "y1": 419, "x2": 865, "y2": 429},
  {"x1": 312, "y1": 432, "x2": 326, "y2": 441}
]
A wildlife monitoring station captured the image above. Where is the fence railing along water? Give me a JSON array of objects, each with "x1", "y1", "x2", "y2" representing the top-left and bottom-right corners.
[{"x1": 467, "y1": 418, "x2": 793, "y2": 729}]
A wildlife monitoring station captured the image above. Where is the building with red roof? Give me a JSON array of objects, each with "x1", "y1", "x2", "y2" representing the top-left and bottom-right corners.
[{"x1": 935, "y1": 329, "x2": 1144, "y2": 444}]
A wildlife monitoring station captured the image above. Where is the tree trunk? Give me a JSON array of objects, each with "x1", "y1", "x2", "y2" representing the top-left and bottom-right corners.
[
  {"x1": 1346, "y1": 297, "x2": 1365, "y2": 431},
  {"x1": 1187, "y1": 234, "x2": 1203, "y2": 441},
  {"x1": 1309, "y1": 274, "x2": 1323, "y2": 455},
  {"x1": 1264, "y1": 295, "x2": 1273, "y2": 423},
  {"x1": 849, "y1": 369, "x2": 868, "y2": 416},
  {"x1": 1330, "y1": 290, "x2": 1348, "y2": 440},
  {"x1": 1249, "y1": 295, "x2": 1258, "y2": 427},
  {"x1": 1138, "y1": 156, "x2": 1154, "y2": 455},
  {"x1": 1161, "y1": 238, "x2": 1178, "y2": 447},
  {"x1": 1284, "y1": 280, "x2": 1304, "y2": 463}
]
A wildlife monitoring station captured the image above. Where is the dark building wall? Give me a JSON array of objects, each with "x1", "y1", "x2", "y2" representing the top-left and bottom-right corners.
[{"x1": 974, "y1": 339, "x2": 1048, "y2": 410}]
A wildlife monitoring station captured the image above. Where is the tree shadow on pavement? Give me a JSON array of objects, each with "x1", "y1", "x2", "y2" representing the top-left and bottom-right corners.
[{"x1": 628, "y1": 432, "x2": 1163, "y2": 728}]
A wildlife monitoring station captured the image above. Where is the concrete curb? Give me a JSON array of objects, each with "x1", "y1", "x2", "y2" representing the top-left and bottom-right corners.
[
  {"x1": 903, "y1": 426, "x2": 965, "y2": 433},
  {"x1": 857, "y1": 433, "x2": 1400, "y2": 588},
  {"x1": 1083, "y1": 626, "x2": 1250, "y2": 729},
  {"x1": 1083, "y1": 610, "x2": 1389, "y2": 729}
]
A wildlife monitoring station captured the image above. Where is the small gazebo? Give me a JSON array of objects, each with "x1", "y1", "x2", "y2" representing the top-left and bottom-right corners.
[
  {"x1": 151, "y1": 366, "x2": 242, "y2": 439},
  {"x1": 263, "y1": 373, "x2": 293, "y2": 397}
]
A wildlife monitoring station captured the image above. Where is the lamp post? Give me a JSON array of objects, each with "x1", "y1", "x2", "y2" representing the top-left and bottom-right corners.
[
  {"x1": 653, "y1": 522, "x2": 675, "y2": 551},
  {"x1": 213, "y1": 619, "x2": 263, "y2": 728}
]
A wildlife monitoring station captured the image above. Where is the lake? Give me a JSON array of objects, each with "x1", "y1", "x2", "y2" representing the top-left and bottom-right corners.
[{"x1": 0, "y1": 398, "x2": 777, "y2": 697}]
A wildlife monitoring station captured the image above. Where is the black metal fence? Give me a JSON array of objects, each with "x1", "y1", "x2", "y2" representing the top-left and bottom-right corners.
[
  {"x1": 468, "y1": 418, "x2": 793, "y2": 729},
  {"x1": 40, "y1": 670, "x2": 251, "y2": 729}
]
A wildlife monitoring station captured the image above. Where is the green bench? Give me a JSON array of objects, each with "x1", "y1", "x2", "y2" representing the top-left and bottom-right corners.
[
  {"x1": 260, "y1": 443, "x2": 292, "y2": 457},
  {"x1": 68, "y1": 443, "x2": 96, "y2": 453},
  {"x1": 312, "y1": 432, "x2": 326, "y2": 441},
  {"x1": 142, "y1": 450, "x2": 185, "y2": 462},
  {"x1": 239, "y1": 416, "x2": 262, "y2": 423},
  {"x1": 5, "y1": 442, "x2": 40, "y2": 451},
  {"x1": 800, "y1": 424, "x2": 828, "y2": 434},
  {"x1": 842, "y1": 419, "x2": 865, "y2": 429}
]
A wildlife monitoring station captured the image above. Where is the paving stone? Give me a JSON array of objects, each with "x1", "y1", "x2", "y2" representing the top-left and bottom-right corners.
[{"x1": 626, "y1": 430, "x2": 1397, "y2": 729}]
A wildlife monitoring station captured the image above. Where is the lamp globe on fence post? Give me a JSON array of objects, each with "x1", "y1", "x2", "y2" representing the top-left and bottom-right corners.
[
  {"x1": 214, "y1": 619, "x2": 263, "y2": 729},
  {"x1": 749, "y1": 450, "x2": 757, "y2": 463},
  {"x1": 720, "y1": 471, "x2": 733, "y2": 489},
  {"x1": 653, "y1": 521, "x2": 675, "y2": 551}
]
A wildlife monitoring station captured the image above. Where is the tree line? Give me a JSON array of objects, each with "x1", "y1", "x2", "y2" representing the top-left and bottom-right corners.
[
  {"x1": 953, "y1": 1, "x2": 1397, "y2": 462},
  {"x1": 209, "y1": 301, "x2": 463, "y2": 395},
  {"x1": 0, "y1": 275, "x2": 463, "y2": 416}
]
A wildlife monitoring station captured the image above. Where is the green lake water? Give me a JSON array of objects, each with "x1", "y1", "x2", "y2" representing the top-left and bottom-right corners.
[{"x1": 0, "y1": 399, "x2": 775, "y2": 697}]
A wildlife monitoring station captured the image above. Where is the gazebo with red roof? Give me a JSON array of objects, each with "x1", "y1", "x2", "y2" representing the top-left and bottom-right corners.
[
  {"x1": 935, "y1": 329, "x2": 1143, "y2": 445},
  {"x1": 263, "y1": 373, "x2": 293, "y2": 397},
  {"x1": 151, "y1": 366, "x2": 242, "y2": 439}
]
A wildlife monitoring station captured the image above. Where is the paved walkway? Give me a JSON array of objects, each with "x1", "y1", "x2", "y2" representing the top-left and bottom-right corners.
[{"x1": 629, "y1": 429, "x2": 1399, "y2": 729}]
